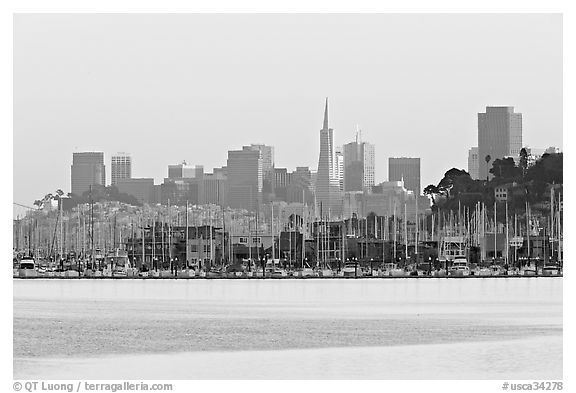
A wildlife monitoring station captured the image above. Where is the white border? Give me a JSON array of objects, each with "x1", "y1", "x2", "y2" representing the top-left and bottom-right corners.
[{"x1": 2, "y1": 2, "x2": 572, "y2": 393}]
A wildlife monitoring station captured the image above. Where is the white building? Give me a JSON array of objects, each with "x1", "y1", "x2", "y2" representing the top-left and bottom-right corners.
[
  {"x1": 343, "y1": 130, "x2": 375, "y2": 192},
  {"x1": 111, "y1": 152, "x2": 132, "y2": 185},
  {"x1": 468, "y1": 147, "x2": 479, "y2": 180},
  {"x1": 315, "y1": 98, "x2": 342, "y2": 218}
]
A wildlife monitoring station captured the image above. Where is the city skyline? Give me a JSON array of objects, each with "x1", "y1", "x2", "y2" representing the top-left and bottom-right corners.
[{"x1": 14, "y1": 14, "x2": 562, "y2": 209}]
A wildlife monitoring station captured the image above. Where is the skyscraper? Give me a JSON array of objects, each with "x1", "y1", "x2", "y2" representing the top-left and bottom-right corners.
[
  {"x1": 226, "y1": 146, "x2": 263, "y2": 211},
  {"x1": 111, "y1": 152, "x2": 132, "y2": 185},
  {"x1": 478, "y1": 106, "x2": 522, "y2": 180},
  {"x1": 388, "y1": 157, "x2": 421, "y2": 195},
  {"x1": 168, "y1": 161, "x2": 198, "y2": 179},
  {"x1": 335, "y1": 148, "x2": 344, "y2": 191},
  {"x1": 249, "y1": 144, "x2": 274, "y2": 178},
  {"x1": 315, "y1": 98, "x2": 342, "y2": 217},
  {"x1": 343, "y1": 130, "x2": 375, "y2": 191},
  {"x1": 467, "y1": 147, "x2": 479, "y2": 180},
  {"x1": 71, "y1": 152, "x2": 106, "y2": 196},
  {"x1": 248, "y1": 144, "x2": 275, "y2": 201}
]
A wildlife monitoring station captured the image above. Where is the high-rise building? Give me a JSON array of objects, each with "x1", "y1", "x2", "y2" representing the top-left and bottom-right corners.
[
  {"x1": 168, "y1": 161, "x2": 199, "y2": 179},
  {"x1": 468, "y1": 147, "x2": 479, "y2": 180},
  {"x1": 111, "y1": 152, "x2": 132, "y2": 185},
  {"x1": 478, "y1": 106, "x2": 522, "y2": 180},
  {"x1": 343, "y1": 130, "x2": 375, "y2": 191},
  {"x1": 388, "y1": 157, "x2": 421, "y2": 195},
  {"x1": 226, "y1": 146, "x2": 263, "y2": 211},
  {"x1": 161, "y1": 162, "x2": 204, "y2": 205},
  {"x1": 272, "y1": 168, "x2": 292, "y2": 201},
  {"x1": 71, "y1": 152, "x2": 106, "y2": 196},
  {"x1": 315, "y1": 98, "x2": 342, "y2": 218},
  {"x1": 116, "y1": 178, "x2": 154, "y2": 204},
  {"x1": 248, "y1": 144, "x2": 274, "y2": 201},
  {"x1": 335, "y1": 148, "x2": 344, "y2": 191},
  {"x1": 200, "y1": 172, "x2": 228, "y2": 206},
  {"x1": 249, "y1": 144, "x2": 274, "y2": 178},
  {"x1": 287, "y1": 166, "x2": 314, "y2": 205}
]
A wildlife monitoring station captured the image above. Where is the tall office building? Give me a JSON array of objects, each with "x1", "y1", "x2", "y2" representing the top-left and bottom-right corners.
[
  {"x1": 168, "y1": 161, "x2": 198, "y2": 179},
  {"x1": 468, "y1": 147, "x2": 479, "y2": 180},
  {"x1": 111, "y1": 152, "x2": 132, "y2": 185},
  {"x1": 116, "y1": 178, "x2": 154, "y2": 204},
  {"x1": 335, "y1": 148, "x2": 344, "y2": 191},
  {"x1": 248, "y1": 144, "x2": 275, "y2": 201},
  {"x1": 288, "y1": 166, "x2": 314, "y2": 205},
  {"x1": 388, "y1": 157, "x2": 421, "y2": 195},
  {"x1": 249, "y1": 144, "x2": 274, "y2": 177},
  {"x1": 315, "y1": 98, "x2": 342, "y2": 217},
  {"x1": 478, "y1": 106, "x2": 522, "y2": 180},
  {"x1": 227, "y1": 146, "x2": 263, "y2": 211},
  {"x1": 71, "y1": 152, "x2": 106, "y2": 196},
  {"x1": 343, "y1": 131, "x2": 375, "y2": 191}
]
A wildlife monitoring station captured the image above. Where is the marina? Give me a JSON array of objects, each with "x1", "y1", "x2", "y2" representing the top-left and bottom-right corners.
[{"x1": 13, "y1": 192, "x2": 563, "y2": 280}]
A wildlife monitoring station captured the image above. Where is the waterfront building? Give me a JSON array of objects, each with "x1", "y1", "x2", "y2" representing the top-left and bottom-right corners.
[
  {"x1": 71, "y1": 152, "x2": 106, "y2": 197},
  {"x1": 111, "y1": 153, "x2": 132, "y2": 185},
  {"x1": 227, "y1": 146, "x2": 263, "y2": 211},
  {"x1": 315, "y1": 98, "x2": 343, "y2": 218},
  {"x1": 388, "y1": 157, "x2": 421, "y2": 195},
  {"x1": 494, "y1": 184, "x2": 513, "y2": 202},
  {"x1": 468, "y1": 147, "x2": 479, "y2": 180},
  {"x1": 343, "y1": 131, "x2": 375, "y2": 191},
  {"x1": 478, "y1": 106, "x2": 522, "y2": 180}
]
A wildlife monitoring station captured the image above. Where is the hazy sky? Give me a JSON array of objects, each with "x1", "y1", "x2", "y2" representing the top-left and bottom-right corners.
[{"x1": 13, "y1": 13, "x2": 562, "y2": 208}]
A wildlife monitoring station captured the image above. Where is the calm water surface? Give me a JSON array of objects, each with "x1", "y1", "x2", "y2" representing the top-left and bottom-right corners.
[{"x1": 13, "y1": 278, "x2": 562, "y2": 379}]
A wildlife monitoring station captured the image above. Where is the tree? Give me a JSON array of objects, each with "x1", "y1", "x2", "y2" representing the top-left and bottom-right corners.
[
  {"x1": 484, "y1": 154, "x2": 491, "y2": 181},
  {"x1": 489, "y1": 157, "x2": 520, "y2": 180},
  {"x1": 519, "y1": 148, "x2": 528, "y2": 177},
  {"x1": 436, "y1": 168, "x2": 474, "y2": 198},
  {"x1": 423, "y1": 184, "x2": 440, "y2": 205},
  {"x1": 526, "y1": 153, "x2": 562, "y2": 184}
]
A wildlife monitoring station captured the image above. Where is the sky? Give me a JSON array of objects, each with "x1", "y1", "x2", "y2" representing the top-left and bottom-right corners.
[{"x1": 13, "y1": 13, "x2": 562, "y2": 210}]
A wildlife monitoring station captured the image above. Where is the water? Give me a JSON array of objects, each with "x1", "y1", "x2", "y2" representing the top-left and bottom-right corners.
[{"x1": 13, "y1": 278, "x2": 562, "y2": 379}]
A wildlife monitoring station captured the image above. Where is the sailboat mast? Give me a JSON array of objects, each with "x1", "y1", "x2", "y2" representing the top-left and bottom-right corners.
[
  {"x1": 505, "y1": 201, "x2": 509, "y2": 267},
  {"x1": 404, "y1": 202, "x2": 408, "y2": 264},
  {"x1": 168, "y1": 200, "x2": 172, "y2": 267},
  {"x1": 526, "y1": 201, "x2": 530, "y2": 264},
  {"x1": 494, "y1": 202, "x2": 497, "y2": 262},
  {"x1": 152, "y1": 213, "x2": 156, "y2": 271},
  {"x1": 161, "y1": 212, "x2": 165, "y2": 268},
  {"x1": 393, "y1": 202, "x2": 397, "y2": 262},
  {"x1": 415, "y1": 196, "x2": 419, "y2": 263},
  {"x1": 185, "y1": 201, "x2": 188, "y2": 268},
  {"x1": 255, "y1": 205, "x2": 259, "y2": 264},
  {"x1": 209, "y1": 208, "x2": 213, "y2": 268}
]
